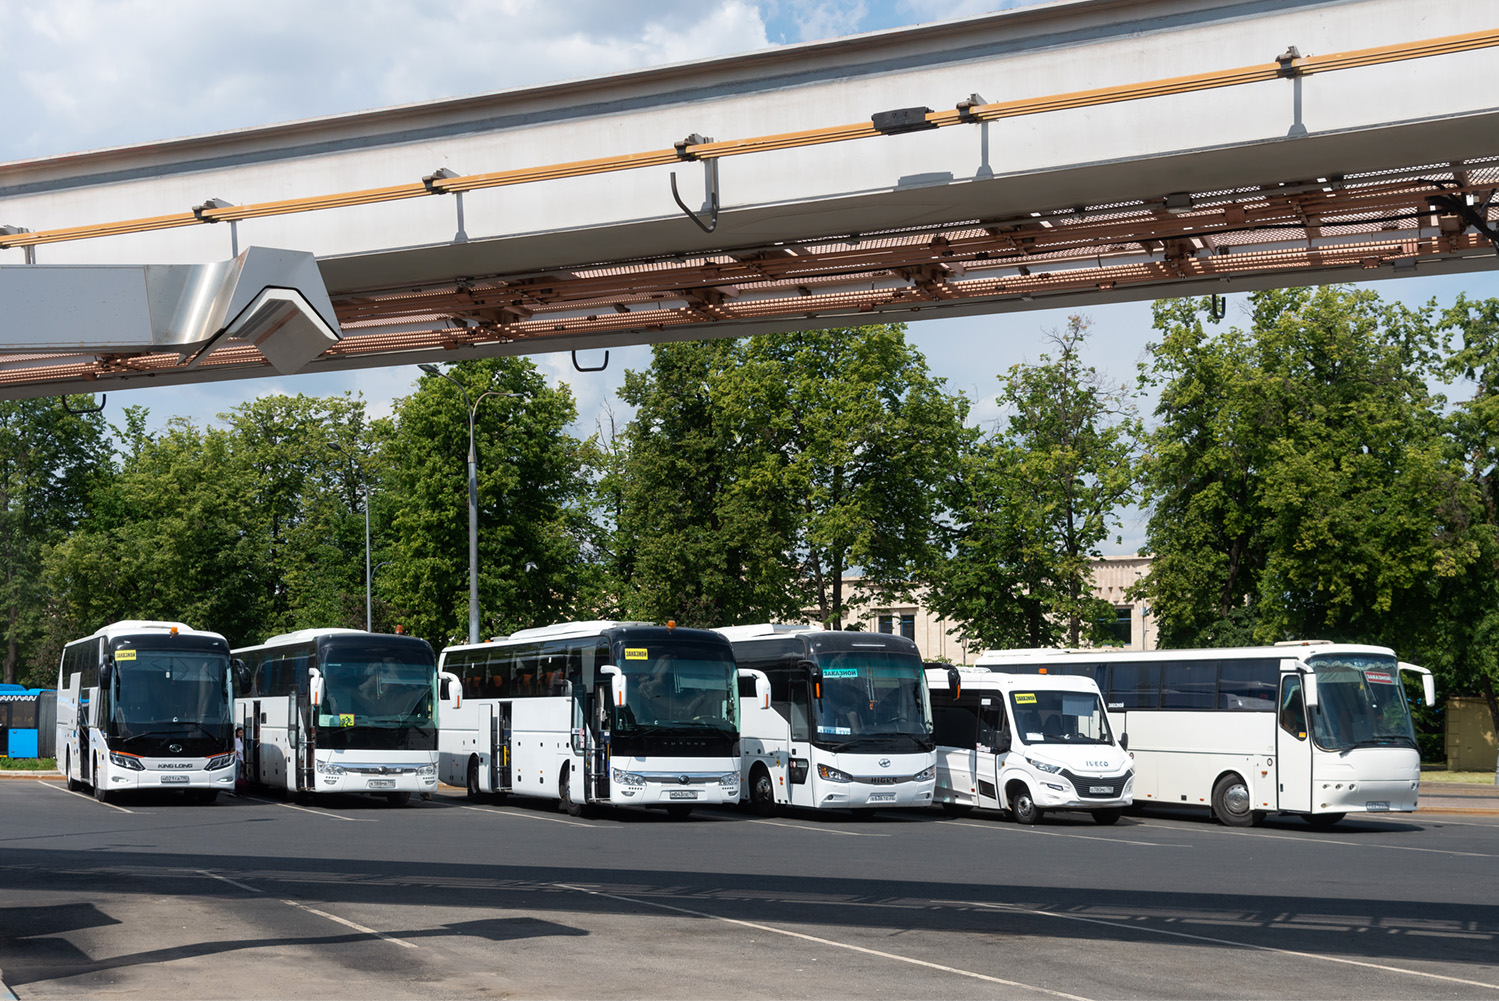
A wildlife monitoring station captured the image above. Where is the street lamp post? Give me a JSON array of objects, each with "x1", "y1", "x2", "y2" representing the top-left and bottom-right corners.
[
  {"x1": 419, "y1": 363, "x2": 528, "y2": 645},
  {"x1": 329, "y1": 441, "x2": 372, "y2": 632}
]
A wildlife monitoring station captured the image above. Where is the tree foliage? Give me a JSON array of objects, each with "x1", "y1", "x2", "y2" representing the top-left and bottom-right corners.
[{"x1": 927, "y1": 316, "x2": 1140, "y2": 649}]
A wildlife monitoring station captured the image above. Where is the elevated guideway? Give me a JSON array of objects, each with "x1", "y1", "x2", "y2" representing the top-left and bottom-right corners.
[{"x1": 1, "y1": 0, "x2": 1498, "y2": 400}]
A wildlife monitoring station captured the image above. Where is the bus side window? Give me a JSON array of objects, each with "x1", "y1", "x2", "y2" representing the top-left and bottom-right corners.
[
  {"x1": 1279, "y1": 675, "x2": 1307, "y2": 739},
  {"x1": 788, "y1": 677, "x2": 810, "y2": 742},
  {"x1": 932, "y1": 699, "x2": 978, "y2": 747}
]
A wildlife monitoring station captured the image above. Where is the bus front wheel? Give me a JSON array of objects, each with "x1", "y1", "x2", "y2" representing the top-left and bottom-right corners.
[
  {"x1": 466, "y1": 757, "x2": 482, "y2": 800},
  {"x1": 1212, "y1": 774, "x2": 1261, "y2": 827},
  {"x1": 749, "y1": 765, "x2": 777, "y2": 817},
  {"x1": 1010, "y1": 785, "x2": 1042, "y2": 825},
  {"x1": 559, "y1": 766, "x2": 585, "y2": 817},
  {"x1": 1092, "y1": 808, "x2": 1123, "y2": 825}
]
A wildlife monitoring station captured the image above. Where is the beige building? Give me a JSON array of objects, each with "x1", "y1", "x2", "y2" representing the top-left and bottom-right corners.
[{"x1": 793, "y1": 556, "x2": 1156, "y2": 663}]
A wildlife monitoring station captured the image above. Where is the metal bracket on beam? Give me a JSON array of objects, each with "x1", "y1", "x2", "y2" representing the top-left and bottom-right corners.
[
  {"x1": 424, "y1": 167, "x2": 459, "y2": 194},
  {"x1": 1209, "y1": 294, "x2": 1227, "y2": 321},
  {"x1": 956, "y1": 94, "x2": 988, "y2": 123},
  {"x1": 1276, "y1": 46, "x2": 1304, "y2": 78},
  {"x1": 192, "y1": 198, "x2": 235, "y2": 222},
  {"x1": 61, "y1": 394, "x2": 106, "y2": 415},
  {"x1": 670, "y1": 135, "x2": 720, "y2": 234}
]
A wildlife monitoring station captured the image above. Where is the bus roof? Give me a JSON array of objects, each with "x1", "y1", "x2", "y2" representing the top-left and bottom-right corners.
[
  {"x1": 233, "y1": 628, "x2": 429, "y2": 653},
  {"x1": 974, "y1": 641, "x2": 1395, "y2": 665},
  {"x1": 501, "y1": 620, "x2": 654, "y2": 643},
  {"x1": 70, "y1": 620, "x2": 226, "y2": 645},
  {"x1": 926, "y1": 666, "x2": 1102, "y2": 695}
]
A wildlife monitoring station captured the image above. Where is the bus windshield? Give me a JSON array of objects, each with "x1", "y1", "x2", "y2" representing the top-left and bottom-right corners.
[
  {"x1": 617, "y1": 641, "x2": 737, "y2": 735},
  {"x1": 1308, "y1": 654, "x2": 1416, "y2": 751},
  {"x1": 1009, "y1": 689, "x2": 1113, "y2": 746},
  {"x1": 110, "y1": 649, "x2": 232, "y2": 744},
  {"x1": 812, "y1": 651, "x2": 932, "y2": 753},
  {"x1": 318, "y1": 649, "x2": 436, "y2": 732}
]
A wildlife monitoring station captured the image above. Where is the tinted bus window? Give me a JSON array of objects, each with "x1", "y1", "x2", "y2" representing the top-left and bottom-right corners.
[
  {"x1": 1106, "y1": 662, "x2": 1159, "y2": 708},
  {"x1": 1220, "y1": 659, "x2": 1278, "y2": 710},
  {"x1": 1162, "y1": 662, "x2": 1217, "y2": 710}
]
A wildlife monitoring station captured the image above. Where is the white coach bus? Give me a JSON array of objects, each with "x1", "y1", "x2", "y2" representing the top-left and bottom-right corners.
[
  {"x1": 439, "y1": 621, "x2": 751, "y2": 817},
  {"x1": 927, "y1": 666, "x2": 1133, "y2": 825},
  {"x1": 976, "y1": 641, "x2": 1434, "y2": 828},
  {"x1": 56, "y1": 621, "x2": 237, "y2": 804},
  {"x1": 715, "y1": 625, "x2": 936, "y2": 816},
  {"x1": 234, "y1": 629, "x2": 442, "y2": 804}
]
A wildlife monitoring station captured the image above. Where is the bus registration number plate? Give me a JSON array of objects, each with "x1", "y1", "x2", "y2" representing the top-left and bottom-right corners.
[
  {"x1": 1090, "y1": 786, "x2": 1115, "y2": 795},
  {"x1": 368, "y1": 779, "x2": 396, "y2": 790},
  {"x1": 1365, "y1": 801, "x2": 1390, "y2": 811},
  {"x1": 867, "y1": 792, "x2": 896, "y2": 803},
  {"x1": 668, "y1": 790, "x2": 697, "y2": 800},
  {"x1": 161, "y1": 775, "x2": 189, "y2": 784}
]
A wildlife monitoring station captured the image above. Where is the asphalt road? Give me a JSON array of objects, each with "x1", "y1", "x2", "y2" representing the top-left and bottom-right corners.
[{"x1": 1, "y1": 782, "x2": 1496, "y2": 999}]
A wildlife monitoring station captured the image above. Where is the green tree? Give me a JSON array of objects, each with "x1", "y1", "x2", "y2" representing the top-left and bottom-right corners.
[
  {"x1": 927, "y1": 316, "x2": 1140, "y2": 649},
  {"x1": 614, "y1": 339, "x2": 802, "y2": 627},
  {"x1": 716, "y1": 324, "x2": 968, "y2": 628},
  {"x1": 379, "y1": 358, "x2": 592, "y2": 645},
  {"x1": 0, "y1": 396, "x2": 111, "y2": 686},
  {"x1": 43, "y1": 415, "x2": 271, "y2": 648},
  {"x1": 1138, "y1": 288, "x2": 1482, "y2": 664}
]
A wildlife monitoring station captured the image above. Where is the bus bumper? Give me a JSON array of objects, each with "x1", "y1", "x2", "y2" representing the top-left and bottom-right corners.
[
  {"x1": 313, "y1": 762, "x2": 439, "y2": 795},
  {"x1": 1316, "y1": 778, "x2": 1420, "y2": 814},
  {"x1": 608, "y1": 765, "x2": 741, "y2": 806},
  {"x1": 1035, "y1": 772, "x2": 1133, "y2": 811}
]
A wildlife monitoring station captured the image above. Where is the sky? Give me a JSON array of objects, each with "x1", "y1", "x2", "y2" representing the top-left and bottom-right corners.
[{"x1": 3, "y1": 0, "x2": 1497, "y2": 554}]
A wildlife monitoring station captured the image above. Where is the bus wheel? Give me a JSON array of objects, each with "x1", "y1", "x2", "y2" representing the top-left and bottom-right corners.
[
  {"x1": 666, "y1": 804, "x2": 693, "y2": 819},
  {"x1": 559, "y1": 767, "x2": 585, "y2": 817},
  {"x1": 1092, "y1": 808, "x2": 1123, "y2": 826},
  {"x1": 190, "y1": 790, "x2": 219, "y2": 805},
  {"x1": 92, "y1": 772, "x2": 111, "y2": 805},
  {"x1": 749, "y1": 765, "x2": 777, "y2": 817},
  {"x1": 466, "y1": 757, "x2": 481, "y2": 800},
  {"x1": 940, "y1": 802, "x2": 974, "y2": 818},
  {"x1": 384, "y1": 792, "x2": 411, "y2": 807},
  {"x1": 1010, "y1": 785, "x2": 1042, "y2": 825},
  {"x1": 1304, "y1": 812, "x2": 1346, "y2": 830},
  {"x1": 65, "y1": 751, "x2": 82, "y2": 792},
  {"x1": 1212, "y1": 774, "x2": 1258, "y2": 827}
]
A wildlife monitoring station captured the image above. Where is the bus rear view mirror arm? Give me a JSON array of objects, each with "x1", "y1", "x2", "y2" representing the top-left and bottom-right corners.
[{"x1": 599, "y1": 664, "x2": 626, "y2": 707}]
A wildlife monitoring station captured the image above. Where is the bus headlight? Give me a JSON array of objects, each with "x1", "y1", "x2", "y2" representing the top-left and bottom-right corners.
[
  {"x1": 108, "y1": 751, "x2": 144, "y2": 771},
  {"x1": 611, "y1": 768, "x2": 646, "y2": 787},
  {"x1": 1025, "y1": 757, "x2": 1062, "y2": 774},
  {"x1": 206, "y1": 753, "x2": 236, "y2": 771},
  {"x1": 913, "y1": 766, "x2": 935, "y2": 782},
  {"x1": 719, "y1": 771, "x2": 740, "y2": 787},
  {"x1": 417, "y1": 764, "x2": 437, "y2": 778},
  {"x1": 315, "y1": 759, "x2": 346, "y2": 776},
  {"x1": 817, "y1": 764, "x2": 851, "y2": 783}
]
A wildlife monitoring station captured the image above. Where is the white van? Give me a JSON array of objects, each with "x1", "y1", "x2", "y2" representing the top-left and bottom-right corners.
[{"x1": 926, "y1": 666, "x2": 1133, "y2": 825}]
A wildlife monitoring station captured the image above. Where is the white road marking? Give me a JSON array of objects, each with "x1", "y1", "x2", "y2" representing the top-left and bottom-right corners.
[
  {"x1": 554, "y1": 882, "x2": 1092, "y2": 1000},
  {"x1": 744, "y1": 818, "x2": 889, "y2": 837},
  {"x1": 1132, "y1": 821, "x2": 1499, "y2": 859},
  {"x1": 271, "y1": 801, "x2": 378, "y2": 822},
  {"x1": 198, "y1": 869, "x2": 262, "y2": 893},
  {"x1": 944, "y1": 819, "x2": 1186, "y2": 847},
  {"x1": 961, "y1": 900, "x2": 1499, "y2": 992},
  {"x1": 282, "y1": 899, "x2": 418, "y2": 950},
  {"x1": 39, "y1": 780, "x2": 136, "y2": 814},
  {"x1": 459, "y1": 804, "x2": 595, "y2": 828}
]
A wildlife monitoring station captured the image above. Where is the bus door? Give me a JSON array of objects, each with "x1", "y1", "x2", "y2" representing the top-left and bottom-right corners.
[
  {"x1": 486, "y1": 702, "x2": 513, "y2": 794},
  {"x1": 1277, "y1": 671, "x2": 1313, "y2": 812},
  {"x1": 242, "y1": 702, "x2": 259, "y2": 785},
  {"x1": 787, "y1": 675, "x2": 813, "y2": 808},
  {"x1": 975, "y1": 698, "x2": 1006, "y2": 806},
  {"x1": 290, "y1": 691, "x2": 313, "y2": 792}
]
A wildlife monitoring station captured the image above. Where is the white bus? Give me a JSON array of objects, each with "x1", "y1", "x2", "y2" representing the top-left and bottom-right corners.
[
  {"x1": 233, "y1": 629, "x2": 441, "y2": 804},
  {"x1": 716, "y1": 625, "x2": 936, "y2": 816},
  {"x1": 439, "y1": 621, "x2": 749, "y2": 817},
  {"x1": 975, "y1": 641, "x2": 1435, "y2": 828},
  {"x1": 56, "y1": 621, "x2": 237, "y2": 804},
  {"x1": 927, "y1": 666, "x2": 1133, "y2": 825}
]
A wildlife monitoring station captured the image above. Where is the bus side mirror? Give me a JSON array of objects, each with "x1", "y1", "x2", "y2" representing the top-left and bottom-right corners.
[
  {"x1": 947, "y1": 668, "x2": 961, "y2": 700},
  {"x1": 308, "y1": 667, "x2": 324, "y2": 708},
  {"x1": 600, "y1": 664, "x2": 625, "y2": 707},
  {"x1": 739, "y1": 668, "x2": 770, "y2": 709},
  {"x1": 1399, "y1": 661, "x2": 1436, "y2": 706},
  {"x1": 798, "y1": 661, "x2": 822, "y2": 700},
  {"x1": 232, "y1": 657, "x2": 249, "y2": 690},
  {"x1": 1119, "y1": 732, "x2": 1129, "y2": 751},
  {"x1": 1301, "y1": 674, "x2": 1319, "y2": 709},
  {"x1": 439, "y1": 671, "x2": 462, "y2": 708},
  {"x1": 995, "y1": 730, "x2": 1011, "y2": 753}
]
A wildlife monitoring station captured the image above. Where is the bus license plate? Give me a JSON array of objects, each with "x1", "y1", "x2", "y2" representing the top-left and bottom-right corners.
[
  {"x1": 1365, "y1": 801, "x2": 1390, "y2": 811},
  {"x1": 1090, "y1": 786, "x2": 1115, "y2": 795},
  {"x1": 668, "y1": 790, "x2": 697, "y2": 800},
  {"x1": 161, "y1": 775, "x2": 189, "y2": 784},
  {"x1": 368, "y1": 779, "x2": 396, "y2": 790},
  {"x1": 867, "y1": 792, "x2": 896, "y2": 803}
]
